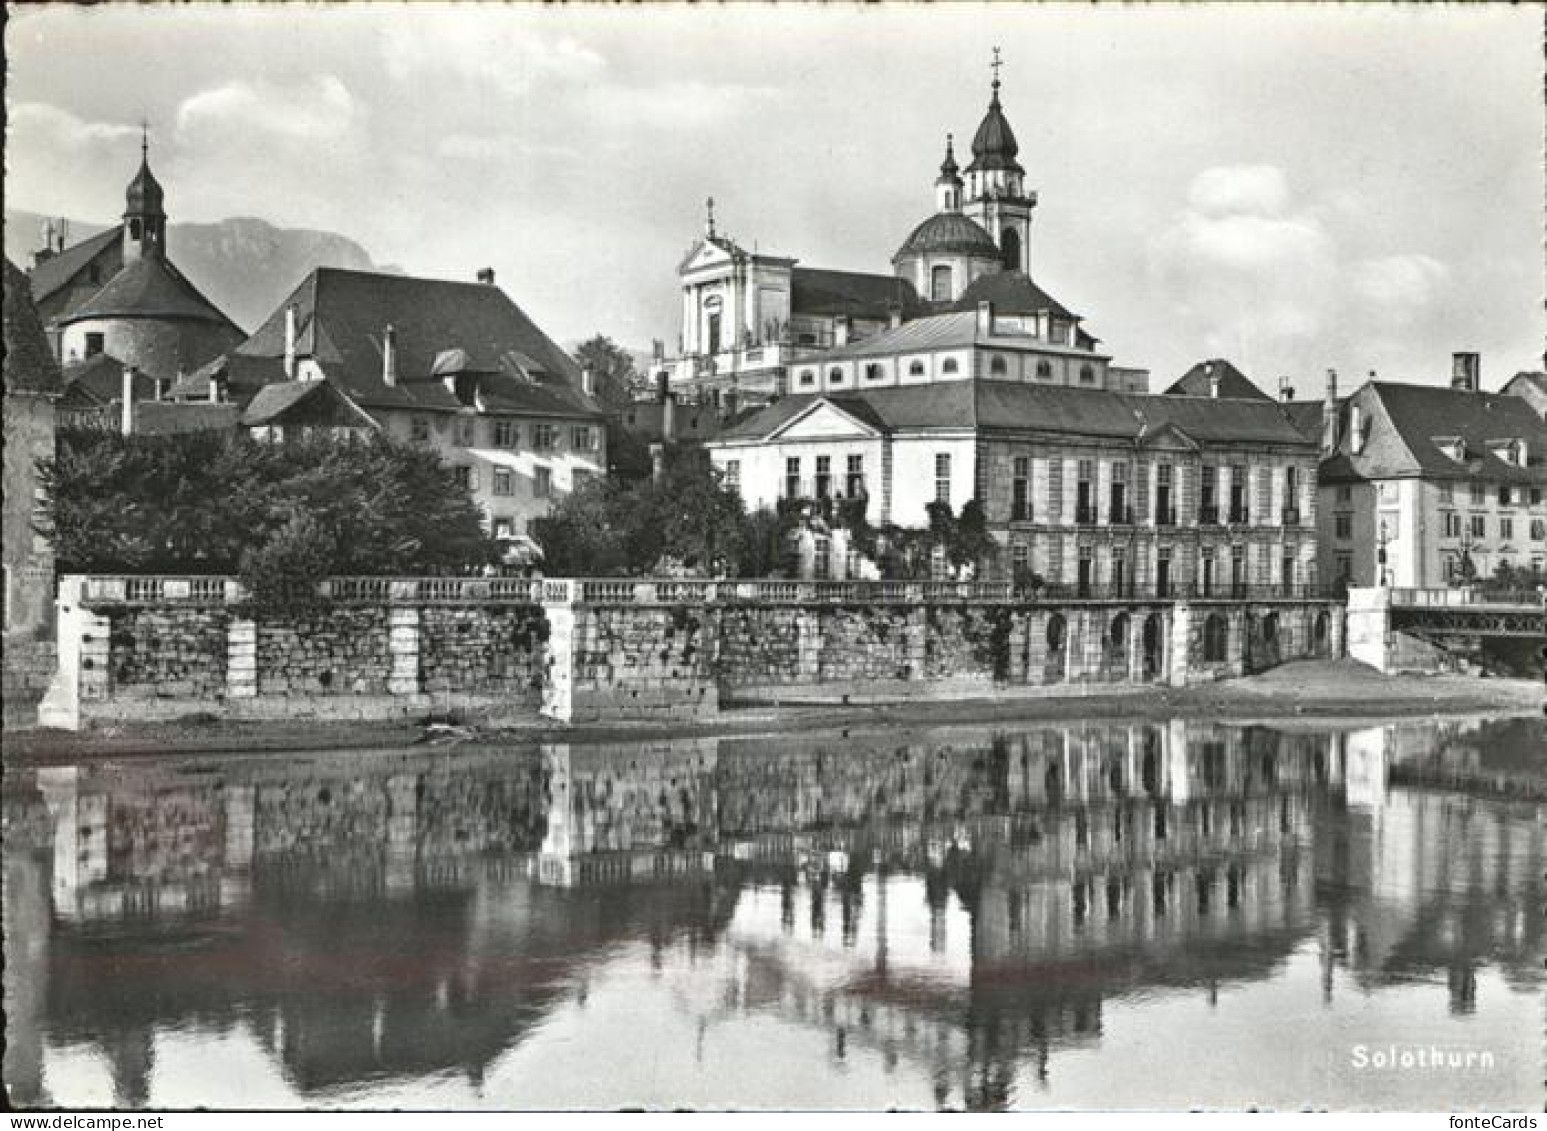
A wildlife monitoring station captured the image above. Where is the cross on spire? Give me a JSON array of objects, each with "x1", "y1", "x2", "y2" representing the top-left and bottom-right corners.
[
  {"x1": 991, "y1": 46, "x2": 1003, "y2": 92},
  {"x1": 705, "y1": 195, "x2": 716, "y2": 238},
  {"x1": 141, "y1": 118, "x2": 149, "y2": 162}
]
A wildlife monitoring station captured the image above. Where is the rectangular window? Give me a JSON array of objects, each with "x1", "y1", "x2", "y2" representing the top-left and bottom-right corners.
[
  {"x1": 1470, "y1": 514, "x2": 1486, "y2": 539},
  {"x1": 1109, "y1": 461, "x2": 1129, "y2": 524},
  {"x1": 1011, "y1": 456, "x2": 1030, "y2": 520},
  {"x1": 1334, "y1": 513, "x2": 1352, "y2": 539},
  {"x1": 815, "y1": 455, "x2": 832, "y2": 499},
  {"x1": 1498, "y1": 485, "x2": 1514, "y2": 506},
  {"x1": 534, "y1": 466, "x2": 553, "y2": 498},
  {"x1": 493, "y1": 468, "x2": 514, "y2": 496},
  {"x1": 571, "y1": 426, "x2": 597, "y2": 451},
  {"x1": 1011, "y1": 541, "x2": 1029, "y2": 578},
  {"x1": 493, "y1": 518, "x2": 514, "y2": 540},
  {"x1": 1228, "y1": 464, "x2": 1247, "y2": 523},
  {"x1": 1336, "y1": 484, "x2": 1353, "y2": 504},
  {"x1": 1156, "y1": 463, "x2": 1174, "y2": 525},
  {"x1": 1469, "y1": 481, "x2": 1485, "y2": 505},
  {"x1": 1200, "y1": 465, "x2": 1218, "y2": 523},
  {"x1": 454, "y1": 417, "x2": 476, "y2": 446},
  {"x1": 453, "y1": 465, "x2": 473, "y2": 491},
  {"x1": 726, "y1": 460, "x2": 741, "y2": 491},
  {"x1": 1111, "y1": 546, "x2": 1127, "y2": 594},
  {"x1": 1336, "y1": 553, "x2": 1353, "y2": 580},
  {"x1": 410, "y1": 416, "x2": 431, "y2": 444},
  {"x1": 786, "y1": 457, "x2": 801, "y2": 499},
  {"x1": 1442, "y1": 512, "x2": 1461, "y2": 538},
  {"x1": 1530, "y1": 487, "x2": 1542, "y2": 506},
  {"x1": 935, "y1": 453, "x2": 951, "y2": 505},
  {"x1": 1500, "y1": 516, "x2": 1514, "y2": 541},
  {"x1": 84, "y1": 332, "x2": 105, "y2": 357},
  {"x1": 1439, "y1": 481, "x2": 1455, "y2": 503},
  {"x1": 846, "y1": 454, "x2": 864, "y2": 498},
  {"x1": 534, "y1": 423, "x2": 558, "y2": 450},
  {"x1": 493, "y1": 420, "x2": 518, "y2": 448},
  {"x1": 1076, "y1": 458, "x2": 1095, "y2": 524},
  {"x1": 1156, "y1": 546, "x2": 1173, "y2": 596},
  {"x1": 813, "y1": 536, "x2": 832, "y2": 580},
  {"x1": 1532, "y1": 518, "x2": 1546, "y2": 541}
]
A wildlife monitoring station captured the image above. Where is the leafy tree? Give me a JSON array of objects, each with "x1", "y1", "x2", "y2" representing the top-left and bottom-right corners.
[{"x1": 574, "y1": 334, "x2": 645, "y2": 413}]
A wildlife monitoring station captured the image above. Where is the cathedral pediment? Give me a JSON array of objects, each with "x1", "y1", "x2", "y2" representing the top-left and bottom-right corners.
[{"x1": 768, "y1": 399, "x2": 885, "y2": 441}]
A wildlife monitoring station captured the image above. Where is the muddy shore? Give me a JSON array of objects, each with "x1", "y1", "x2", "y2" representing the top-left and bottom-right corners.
[{"x1": 4, "y1": 659, "x2": 1541, "y2": 763}]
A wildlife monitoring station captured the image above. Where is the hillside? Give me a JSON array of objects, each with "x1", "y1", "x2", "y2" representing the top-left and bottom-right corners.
[{"x1": 6, "y1": 209, "x2": 398, "y2": 334}]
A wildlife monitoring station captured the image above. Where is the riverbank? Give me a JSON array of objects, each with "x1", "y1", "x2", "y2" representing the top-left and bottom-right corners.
[{"x1": 3, "y1": 659, "x2": 1540, "y2": 763}]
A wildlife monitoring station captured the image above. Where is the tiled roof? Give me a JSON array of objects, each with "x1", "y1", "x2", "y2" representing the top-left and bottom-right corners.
[
  {"x1": 718, "y1": 381, "x2": 1315, "y2": 448},
  {"x1": 62, "y1": 352, "x2": 157, "y2": 403},
  {"x1": 1326, "y1": 381, "x2": 1547, "y2": 484},
  {"x1": 1282, "y1": 400, "x2": 1328, "y2": 442},
  {"x1": 1164, "y1": 359, "x2": 1272, "y2": 401},
  {"x1": 894, "y1": 212, "x2": 1000, "y2": 261},
  {"x1": 240, "y1": 379, "x2": 376, "y2": 428},
  {"x1": 27, "y1": 226, "x2": 122, "y2": 307},
  {"x1": 59, "y1": 255, "x2": 241, "y2": 330},
  {"x1": 953, "y1": 270, "x2": 1076, "y2": 322},
  {"x1": 237, "y1": 268, "x2": 603, "y2": 419},
  {"x1": 791, "y1": 268, "x2": 922, "y2": 321},
  {"x1": 4, "y1": 258, "x2": 62, "y2": 395},
  {"x1": 132, "y1": 402, "x2": 241, "y2": 436},
  {"x1": 818, "y1": 311, "x2": 981, "y2": 361}
]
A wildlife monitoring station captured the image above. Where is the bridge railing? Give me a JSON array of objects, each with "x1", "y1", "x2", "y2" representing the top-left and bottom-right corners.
[{"x1": 1390, "y1": 587, "x2": 1546, "y2": 609}]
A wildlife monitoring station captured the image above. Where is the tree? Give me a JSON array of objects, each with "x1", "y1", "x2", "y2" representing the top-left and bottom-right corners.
[{"x1": 573, "y1": 334, "x2": 645, "y2": 413}]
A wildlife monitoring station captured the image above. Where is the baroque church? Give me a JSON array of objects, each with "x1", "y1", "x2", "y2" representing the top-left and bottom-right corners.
[{"x1": 649, "y1": 59, "x2": 1145, "y2": 408}]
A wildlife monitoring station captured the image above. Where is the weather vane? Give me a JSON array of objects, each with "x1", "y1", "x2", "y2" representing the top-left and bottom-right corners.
[
  {"x1": 706, "y1": 195, "x2": 716, "y2": 238},
  {"x1": 991, "y1": 46, "x2": 1003, "y2": 89}
]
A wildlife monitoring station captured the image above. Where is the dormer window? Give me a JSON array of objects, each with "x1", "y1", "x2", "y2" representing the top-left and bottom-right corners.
[
  {"x1": 1488, "y1": 439, "x2": 1527, "y2": 467},
  {"x1": 1435, "y1": 436, "x2": 1467, "y2": 462}
]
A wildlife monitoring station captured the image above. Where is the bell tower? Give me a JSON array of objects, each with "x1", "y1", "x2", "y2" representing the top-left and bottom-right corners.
[
  {"x1": 964, "y1": 49, "x2": 1036, "y2": 274},
  {"x1": 122, "y1": 126, "x2": 167, "y2": 265}
]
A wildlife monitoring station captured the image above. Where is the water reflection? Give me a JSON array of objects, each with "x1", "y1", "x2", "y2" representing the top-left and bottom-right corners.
[{"x1": 3, "y1": 716, "x2": 1542, "y2": 1109}]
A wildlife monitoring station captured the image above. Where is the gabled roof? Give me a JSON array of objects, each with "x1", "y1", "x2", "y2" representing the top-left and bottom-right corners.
[
  {"x1": 132, "y1": 402, "x2": 241, "y2": 436},
  {"x1": 953, "y1": 270, "x2": 1076, "y2": 322},
  {"x1": 1282, "y1": 399, "x2": 1329, "y2": 442},
  {"x1": 4, "y1": 258, "x2": 62, "y2": 395},
  {"x1": 791, "y1": 267, "x2": 921, "y2": 321},
  {"x1": 1164, "y1": 359, "x2": 1272, "y2": 401},
  {"x1": 59, "y1": 254, "x2": 242, "y2": 330},
  {"x1": 717, "y1": 382, "x2": 1314, "y2": 448},
  {"x1": 240, "y1": 379, "x2": 378, "y2": 428},
  {"x1": 27, "y1": 225, "x2": 122, "y2": 307},
  {"x1": 61, "y1": 352, "x2": 157, "y2": 403},
  {"x1": 1326, "y1": 381, "x2": 1547, "y2": 484},
  {"x1": 237, "y1": 267, "x2": 602, "y2": 419}
]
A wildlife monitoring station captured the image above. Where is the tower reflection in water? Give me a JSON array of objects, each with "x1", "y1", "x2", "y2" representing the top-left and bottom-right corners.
[{"x1": 3, "y1": 717, "x2": 1541, "y2": 1109}]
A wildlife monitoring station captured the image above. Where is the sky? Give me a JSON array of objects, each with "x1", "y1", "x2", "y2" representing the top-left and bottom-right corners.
[{"x1": 5, "y1": 3, "x2": 1544, "y2": 391}]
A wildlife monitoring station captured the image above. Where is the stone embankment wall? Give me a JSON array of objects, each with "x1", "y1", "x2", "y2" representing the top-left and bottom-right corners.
[{"x1": 40, "y1": 576, "x2": 1345, "y2": 730}]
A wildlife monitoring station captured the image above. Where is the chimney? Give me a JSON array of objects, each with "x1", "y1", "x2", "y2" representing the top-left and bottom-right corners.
[
  {"x1": 580, "y1": 366, "x2": 595, "y2": 398},
  {"x1": 120, "y1": 366, "x2": 136, "y2": 436},
  {"x1": 887, "y1": 302, "x2": 903, "y2": 330},
  {"x1": 283, "y1": 305, "x2": 298, "y2": 379},
  {"x1": 976, "y1": 300, "x2": 995, "y2": 336},
  {"x1": 834, "y1": 316, "x2": 851, "y2": 347},
  {"x1": 382, "y1": 324, "x2": 397, "y2": 387},
  {"x1": 724, "y1": 387, "x2": 739, "y2": 420},
  {"x1": 209, "y1": 374, "x2": 220, "y2": 403},
  {"x1": 1278, "y1": 375, "x2": 1295, "y2": 402},
  {"x1": 1451, "y1": 351, "x2": 1480, "y2": 393},
  {"x1": 477, "y1": 267, "x2": 495, "y2": 285},
  {"x1": 1205, "y1": 361, "x2": 1220, "y2": 399},
  {"x1": 656, "y1": 368, "x2": 670, "y2": 404},
  {"x1": 1322, "y1": 368, "x2": 1339, "y2": 454},
  {"x1": 663, "y1": 391, "x2": 676, "y2": 442}
]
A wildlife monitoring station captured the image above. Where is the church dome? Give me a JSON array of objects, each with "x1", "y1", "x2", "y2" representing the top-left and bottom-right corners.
[
  {"x1": 893, "y1": 212, "x2": 1000, "y2": 261},
  {"x1": 966, "y1": 82, "x2": 1023, "y2": 174},
  {"x1": 125, "y1": 157, "x2": 165, "y2": 217}
]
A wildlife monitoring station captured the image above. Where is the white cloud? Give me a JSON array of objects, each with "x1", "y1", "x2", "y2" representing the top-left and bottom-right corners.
[
  {"x1": 1186, "y1": 164, "x2": 1291, "y2": 218},
  {"x1": 176, "y1": 75, "x2": 358, "y2": 145},
  {"x1": 380, "y1": 19, "x2": 604, "y2": 97},
  {"x1": 7, "y1": 102, "x2": 141, "y2": 151},
  {"x1": 1347, "y1": 253, "x2": 1450, "y2": 320},
  {"x1": 3, "y1": 103, "x2": 143, "y2": 216}
]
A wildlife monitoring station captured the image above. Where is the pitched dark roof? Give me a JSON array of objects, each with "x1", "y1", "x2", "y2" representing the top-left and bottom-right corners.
[
  {"x1": 718, "y1": 382, "x2": 1314, "y2": 448},
  {"x1": 967, "y1": 86, "x2": 1023, "y2": 175},
  {"x1": 791, "y1": 268, "x2": 921, "y2": 321},
  {"x1": 124, "y1": 157, "x2": 165, "y2": 216},
  {"x1": 953, "y1": 270, "x2": 1076, "y2": 321},
  {"x1": 1331, "y1": 382, "x2": 1547, "y2": 484},
  {"x1": 3, "y1": 257, "x2": 62, "y2": 395},
  {"x1": 1501, "y1": 371, "x2": 1547, "y2": 397},
  {"x1": 62, "y1": 352, "x2": 157, "y2": 403},
  {"x1": 27, "y1": 225, "x2": 122, "y2": 307},
  {"x1": 237, "y1": 267, "x2": 602, "y2": 418},
  {"x1": 240, "y1": 380, "x2": 376, "y2": 428},
  {"x1": 894, "y1": 212, "x2": 1000, "y2": 262},
  {"x1": 1164, "y1": 359, "x2": 1272, "y2": 401},
  {"x1": 59, "y1": 255, "x2": 241, "y2": 330},
  {"x1": 1282, "y1": 400, "x2": 1328, "y2": 442}
]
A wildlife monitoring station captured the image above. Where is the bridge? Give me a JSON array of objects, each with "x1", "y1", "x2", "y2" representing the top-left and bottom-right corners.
[{"x1": 1346, "y1": 586, "x2": 1545, "y2": 674}]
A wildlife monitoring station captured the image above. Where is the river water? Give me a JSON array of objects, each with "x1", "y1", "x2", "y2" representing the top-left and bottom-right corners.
[{"x1": 3, "y1": 713, "x2": 1542, "y2": 1111}]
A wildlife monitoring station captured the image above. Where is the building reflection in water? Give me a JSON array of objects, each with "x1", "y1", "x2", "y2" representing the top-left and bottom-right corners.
[{"x1": 3, "y1": 716, "x2": 1542, "y2": 1109}]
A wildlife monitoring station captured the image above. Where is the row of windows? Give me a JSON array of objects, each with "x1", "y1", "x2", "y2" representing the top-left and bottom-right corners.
[
  {"x1": 410, "y1": 416, "x2": 598, "y2": 452},
  {"x1": 794, "y1": 355, "x2": 1096, "y2": 388},
  {"x1": 1439, "y1": 513, "x2": 1546, "y2": 542},
  {"x1": 776, "y1": 454, "x2": 870, "y2": 500},
  {"x1": 1438, "y1": 481, "x2": 1544, "y2": 507},
  {"x1": 453, "y1": 464, "x2": 581, "y2": 499},
  {"x1": 1006, "y1": 540, "x2": 1300, "y2": 597}
]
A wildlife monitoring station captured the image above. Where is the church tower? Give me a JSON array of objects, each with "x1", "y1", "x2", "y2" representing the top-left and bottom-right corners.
[
  {"x1": 935, "y1": 134, "x2": 963, "y2": 213},
  {"x1": 122, "y1": 129, "x2": 167, "y2": 265},
  {"x1": 963, "y1": 50, "x2": 1036, "y2": 274}
]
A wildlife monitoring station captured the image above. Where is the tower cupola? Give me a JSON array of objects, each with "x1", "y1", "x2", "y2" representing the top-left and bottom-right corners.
[
  {"x1": 122, "y1": 127, "x2": 167, "y2": 264},
  {"x1": 962, "y1": 49, "x2": 1036, "y2": 274},
  {"x1": 935, "y1": 134, "x2": 963, "y2": 213}
]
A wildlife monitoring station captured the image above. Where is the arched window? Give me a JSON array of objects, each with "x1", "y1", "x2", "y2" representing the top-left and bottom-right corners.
[
  {"x1": 828, "y1": 366, "x2": 844, "y2": 385},
  {"x1": 864, "y1": 363, "x2": 884, "y2": 381},
  {"x1": 930, "y1": 264, "x2": 953, "y2": 303},
  {"x1": 1079, "y1": 364, "x2": 1095, "y2": 384},
  {"x1": 942, "y1": 357, "x2": 959, "y2": 375},
  {"x1": 1203, "y1": 614, "x2": 1229, "y2": 663},
  {"x1": 1000, "y1": 227, "x2": 1021, "y2": 271},
  {"x1": 1036, "y1": 360, "x2": 1053, "y2": 379},
  {"x1": 990, "y1": 354, "x2": 1008, "y2": 376},
  {"x1": 908, "y1": 359, "x2": 926, "y2": 377}
]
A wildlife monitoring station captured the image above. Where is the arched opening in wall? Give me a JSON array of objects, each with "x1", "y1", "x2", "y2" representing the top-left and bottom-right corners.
[
  {"x1": 1313, "y1": 611, "x2": 1331, "y2": 658},
  {"x1": 1203, "y1": 613, "x2": 1229, "y2": 663},
  {"x1": 1142, "y1": 612, "x2": 1163, "y2": 681},
  {"x1": 931, "y1": 264, "x2": 954, "y2": 303},
  {"x1": 1000, "y1": 227, "x2": 1021, "y2": 271},
  {"x1": 1105, "y1": 612, "x2": 1130, "y2": 681},
  {"x1": 1043, "y1": 613, "x2": 1067, "y2": 684}
]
